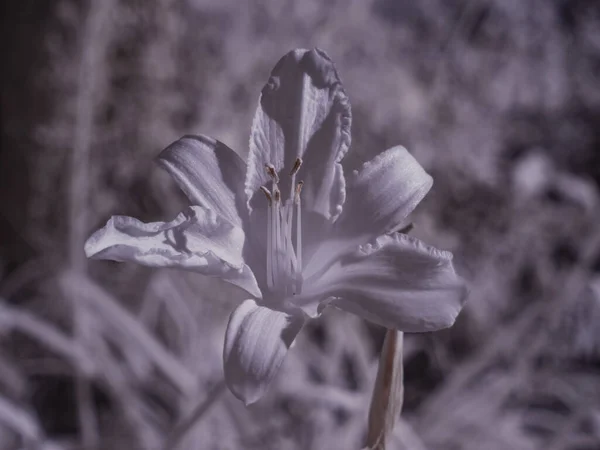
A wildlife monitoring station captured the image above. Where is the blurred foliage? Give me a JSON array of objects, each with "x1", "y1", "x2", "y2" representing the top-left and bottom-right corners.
[{"x1": 1, "y1": 0, "x2": 600, "y2": 448}]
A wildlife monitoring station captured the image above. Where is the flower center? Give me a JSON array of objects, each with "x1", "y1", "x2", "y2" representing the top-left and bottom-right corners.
[{"x1": 260, "y1": 158, "x2": 304, "y2": 297}]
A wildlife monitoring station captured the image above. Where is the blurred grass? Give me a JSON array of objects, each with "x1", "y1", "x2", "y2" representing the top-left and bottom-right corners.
[{"x1": 1, "y1": 0, "x2": 600, "y2": 449}]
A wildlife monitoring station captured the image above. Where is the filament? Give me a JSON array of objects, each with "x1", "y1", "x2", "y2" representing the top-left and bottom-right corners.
[{"x1": 262, "y1": 164, "x2": 304, "y2": 296}]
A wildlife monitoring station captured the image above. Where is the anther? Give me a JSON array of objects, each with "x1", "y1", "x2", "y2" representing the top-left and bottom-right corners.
[
  {"x1": 265, "y1": 164, "x2": 279, "y2": 183},
  {"x1": 290, "y1": 158, "x2": 303, "y2": 176},
  {"x1": 260, "y1": 186, "x2": 272, "y2": 206},
  {"x1": 274, "y1": 188, "x2": 281, "y2": 203}
]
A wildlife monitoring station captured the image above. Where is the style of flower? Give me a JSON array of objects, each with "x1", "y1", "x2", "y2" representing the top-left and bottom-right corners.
[{"x1": 85, "y1": 48, "x2": 468, "y2": 405}]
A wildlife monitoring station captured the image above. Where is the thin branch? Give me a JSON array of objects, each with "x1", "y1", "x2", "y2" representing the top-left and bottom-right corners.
[
  {"x1": 163, "y1": 380, "x2": 227, "y2": 450},
  {"x1": 0, "y1": 395, "x2": 67, "y2": 449},
  {"x1": 68, "y1": 0, "x2": 116, "y2": 446},
  {"x1": 0, "y1": 395, "x2": 41, "y2": 441},
  {"x1": 68, "y1": 0, "x2": 113, "y2": 268},
  {"x1": 94, "y1": 338, "x2": 163, "y2": 449},
  {"x1": 75, "y1": 377, "x2": 99, "y2": 450},
  {"x1": 0, "y1": 256, "x2": 54, "y2": 299},
  {"x1": 0, "y1": 301, "x2": 95, "y2": 375},
  {"x1": 279, "y1": 383, "x2": 365, "y2": 411},
  {"x1": 417, "y1": 227, "x2": 600, "y2": 438},
  {"x1": 0, "y1": 350, "x2": 27, "y2": 396},
  {"x1": 58, "y1": 270, "x2": 197, "y2": 394}
]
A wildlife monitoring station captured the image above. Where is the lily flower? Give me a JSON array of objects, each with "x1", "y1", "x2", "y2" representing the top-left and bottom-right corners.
[{"x1": 85, "y1": 48, "x2": 468, "y2": 405}]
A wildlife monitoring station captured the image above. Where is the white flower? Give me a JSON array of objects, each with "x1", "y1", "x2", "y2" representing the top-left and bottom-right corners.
[{"x1": 85, "y1": 48, "x2": 468, "y2": 405}]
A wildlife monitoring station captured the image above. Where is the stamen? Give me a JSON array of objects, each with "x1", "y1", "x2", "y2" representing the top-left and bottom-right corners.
[
  {"x1": 295, "y1": 181, "x2": 303, "y2": 293},
  {"x1": 261, "y1": 162, "x2": 305, "y2": 296},
  {"x1": 289, "y1": 157, "x2": 303, "y2": 176},
  {"x1": 260, "y1": 186, "x2": 272, "y2": 206},
  {"x1": 266, "y1": 202, "x2": 274, "y2": 289},
  {"x1": 265, "y1": 163, "x2": 279, "y2": 184},
  {"x1": 284, "y1": 201, "x2": 298, "y2": 274},
  {"x1": 271, "y1": 189, "x2": 280, "y2": 287},
  {"x1": 274, "y1": 191, "x2": 283, "y2": 287},
  {"x1": 261, "y1": 184, "x2": 274, "y2": 289},
  {"x1": 294, "y1": 181, "x2": 304, "y2": 204},
  {"x1": 279, "y1": 205, "x2": 291, "y2": 297},
  {"x1": 282, "y1": 203, "x2": 299, "y2": 298}
]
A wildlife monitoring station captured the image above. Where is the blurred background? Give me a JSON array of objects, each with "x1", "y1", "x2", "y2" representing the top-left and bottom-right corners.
[{"x1": 2, "y1": 0, "x2": 600, "y2": 448}]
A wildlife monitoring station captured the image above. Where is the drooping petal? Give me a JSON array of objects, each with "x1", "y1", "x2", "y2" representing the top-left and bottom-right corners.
[
  {"x1": 305, "y1": 233, "x2": 467, "y2": 332},
  {"x1": 338, "y1": 146, "x2": 433, "y2": 239},
  {"x1": 246, "y1": 48, "x2": 351, "y2": 221},
  {"x1": 84, "y1": 206, "x2": 261, "y2": 298},
  {"x1": 223, "y1": 299, "x2": 305, "y2": 405},
  {"x1": 157, "y1": 135, "x2": 247, "y2": 228}
]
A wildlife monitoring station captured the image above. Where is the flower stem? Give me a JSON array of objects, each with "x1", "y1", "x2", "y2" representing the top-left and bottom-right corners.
[{"x1": 365, "y1": 329, "x2": 404, "y2": 450}]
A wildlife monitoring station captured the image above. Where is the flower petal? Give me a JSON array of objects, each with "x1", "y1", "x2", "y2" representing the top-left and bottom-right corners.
[
  {"x1": 157, "y1": 135, "x2": 247, "y2": 227},
  {"x1": 85, "y1": 206, "x2": 261, "y2": 298},
  {"x1": 310, "y1": 234, "x2": 467, "y2": 332},
  {"x1": 338, "y1": 146, "x2": 433, "y2": 238},
  {"x1": 223, "y1": 299, "x2": 305, "y2": 405},
  {"x1": 246, "y1": 48, "x2": 351, "y2": 221}
]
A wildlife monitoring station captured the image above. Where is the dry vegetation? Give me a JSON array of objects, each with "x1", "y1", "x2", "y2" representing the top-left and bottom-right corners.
[{"x1": 1, "y1": 0, "x2": 600, "y2": 448}]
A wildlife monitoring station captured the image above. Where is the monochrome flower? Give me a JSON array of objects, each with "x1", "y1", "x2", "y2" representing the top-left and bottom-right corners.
[{"x1": 85, "y1": 48, "x2": 468, "y2": 405}]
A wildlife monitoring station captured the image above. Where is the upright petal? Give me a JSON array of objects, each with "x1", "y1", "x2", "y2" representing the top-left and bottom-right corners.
[
  {"x1": 157, "y1": 135, "x2": 247, "y2": 227},
  {"x1": 246, "y1": 48, "x2": 351, "y2": 220},
  {"x1": 223, "y1": 299, "x2": 305, "y2": 405},
  {"x1": 85, "y1": 206, "x2": 261, "y2": 298},
  {"x1": 305, "y1": 234, "x2": 467, "y2": 332},
  {"x1": 338, "y1": 146, "x2": 433, "y2": 239}
]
